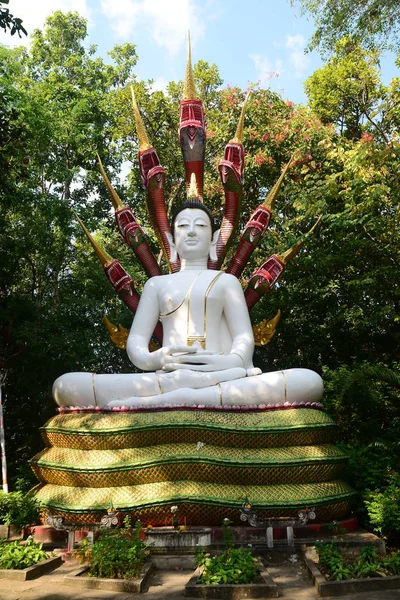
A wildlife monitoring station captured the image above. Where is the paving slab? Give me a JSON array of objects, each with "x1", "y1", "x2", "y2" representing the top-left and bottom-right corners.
[{"x1": 0, "y1": 553, "x2": 400, "y2": 600}]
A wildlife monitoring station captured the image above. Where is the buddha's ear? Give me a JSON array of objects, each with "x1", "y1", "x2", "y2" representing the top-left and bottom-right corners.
[
  {"x1": 209, "y1": 229, "x2": 220, "y2": 262},
  {"x1": 165, "y1": 232, "x2": 177, "y2": 263}
]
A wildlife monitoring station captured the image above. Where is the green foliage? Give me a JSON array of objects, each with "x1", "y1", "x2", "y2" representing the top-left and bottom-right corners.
[
  {"x1": 78, "y1": 518, "x2": 149, "y2": 580},
  {"x1": 0, "y1": 536, "x2": 49, "y2": 570},
  {"x1": 315, "y1": 542, "x2": 400, "y2": 580},
  {"x1": 315, "y1": 542, "x2": 352, "y2": 580},
  {"x1": 196, "y1": 548, "x2": 259, "y2": 585},
  {"x1": 382, "y1": 550, "x2": 400, "y2": 575},
  {"x1": 323, "y1": 365, "x2": 400, "y2": 447},
  {"x1": 0, "y1": 492, "x2": 41, "y2": 530},
  {"x1": 195, "y1": 519, "x2": 258, "y2": 585},
  {"x1": 0, "y1": 1, "x2": 27, "y2": 37},
  {"x1": 221, "y1": 517, "x2": 235, "y2": 549},
  {"x1": 294, "y1": 0, "x2": 400, "y2": 54},
  {"x1": 322, "y1": 363, "x2": 400, "y2": 537},
  {"x1": 364, "y1": 476, "x2": 400, "y2": 540},
  {"x1": 304, "y1": 39, "x2": 385, "y2": 141}
]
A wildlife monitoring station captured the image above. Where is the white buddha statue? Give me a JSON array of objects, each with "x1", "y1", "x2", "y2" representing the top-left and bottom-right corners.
[{"x1": 53, "y1": 200, "x2": 323, "y2": 410}]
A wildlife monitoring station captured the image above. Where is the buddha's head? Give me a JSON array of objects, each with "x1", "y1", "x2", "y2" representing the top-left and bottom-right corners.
[{"x1": 167, "y1": 178, "x2": 219, "y2": 263}]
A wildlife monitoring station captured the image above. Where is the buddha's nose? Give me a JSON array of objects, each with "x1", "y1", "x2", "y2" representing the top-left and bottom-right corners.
[{"x1": 188, "y1": 226, "x2": 196, "y2": 236}]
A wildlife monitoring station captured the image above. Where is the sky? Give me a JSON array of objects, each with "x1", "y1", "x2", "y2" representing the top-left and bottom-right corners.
[{"x1": 2, "y1": 0, "x2": 397, "y2": 105}]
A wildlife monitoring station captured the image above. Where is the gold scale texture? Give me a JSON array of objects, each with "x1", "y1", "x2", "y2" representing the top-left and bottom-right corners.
[{"x1": 32, "y1": 409, "x2": 355, "y2": 525}]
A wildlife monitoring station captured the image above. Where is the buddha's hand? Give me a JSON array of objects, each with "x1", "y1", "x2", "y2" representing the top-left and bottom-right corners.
[
  {"x1": 148, "y1": 344, "x2": 198, "y2": 371},
  {"x1": 161, "y1": 351, "x2": 244, "y2": 372}
]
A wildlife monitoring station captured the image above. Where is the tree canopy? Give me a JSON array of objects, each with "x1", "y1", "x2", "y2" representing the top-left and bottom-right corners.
[
  {"x1": 0, "y1": 0, "x2": 26, "y2": 37},
  {"x1": 294, "y1": 0, "x2": 400, "y2": 53}
]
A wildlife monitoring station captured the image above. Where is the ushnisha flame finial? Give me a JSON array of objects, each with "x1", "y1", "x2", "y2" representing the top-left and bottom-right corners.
[
  {"x1": 277, "y1": 216, "x2": 322, "y2": 264},
  {"x1": 96, "y1": 154, "x2": 125, "y2": 211},
  {"x1": 187, "y1": 172, "x2": 199, "y2": 198},
  {"x1": 230, "y1": 92, "x2": 251, "y2": 144},
  {"x1": 263, "y1": 154, "x2": 295, "y2": 211},
  {"x1": 183, "y1": 31, "x2": 198, "y2": 100},
  {"x1": 130, "y1": 86, "x2": 153, "y2": 152},
  {"x1": 74, "y1": 212, "x2": 113, "y2": 267}
]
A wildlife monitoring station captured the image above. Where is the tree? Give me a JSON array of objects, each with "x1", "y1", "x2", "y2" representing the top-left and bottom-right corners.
[
  {"x1": 0, "y1": 0, "x2": 26, "y2": 37},
  {"x1": 0, "y1": 12, "x2": 141, "y2": 482},
  {"x1": 304, "y1": 39, "x2": 387, "y2": 141},
  {"x1": 293, "y1": 0, "x2": 400, "y2": 53}
]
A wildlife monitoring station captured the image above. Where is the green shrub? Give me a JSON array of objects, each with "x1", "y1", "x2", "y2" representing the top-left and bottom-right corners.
[
  {"x1": 381, "y1": 550, "x2": 400, "y2": 575},
  {"x1": 0, "y1": 491, "x2": 41, "y2": 530},
  {"x1": 0, "y1": 536, "x2": 49, "y2": 569},
  {"x1": 78, "y1": 517, "x2": 149, "y2": 580},
  {"x1": 315, "y1": 542, "x2": 352, "y2": 581},
  {"x1": 315, "y1": 543, "x2": 400, "y2": 580},
  {"x1": 364, "y1": 476, "x2": 400, "y2": 540},
  {"x1": 196, "y1": 547, "x2": 259, "y2": 585},
  {"x1": 195, "y1": 518, "x2": 258, "y2": 585}
]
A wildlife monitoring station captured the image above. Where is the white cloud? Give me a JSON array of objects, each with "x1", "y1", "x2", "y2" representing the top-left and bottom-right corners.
[
  {"x1": 100, "y1": 0, "x2": 205, "y2": 55},
  {"x1": 285, "y1": 33, "x2": 310, "y2": 78},
  {"x1": 249, "y1": 54, "x2": 281, "y2": 87},
  {"x1": 1, "y1": 0, "x2": 91, "y2": 47},
  {"x1": 119, "y1": 160, "x2": 132, "y2": 183},
  {"x1": 149, "y1": 76, "x2": 169, "y2": 93}
]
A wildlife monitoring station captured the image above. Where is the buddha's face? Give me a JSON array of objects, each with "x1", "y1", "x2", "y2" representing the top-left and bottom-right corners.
[{"x1": 174, "y1": 208, "x2": 213, "y2": 260}]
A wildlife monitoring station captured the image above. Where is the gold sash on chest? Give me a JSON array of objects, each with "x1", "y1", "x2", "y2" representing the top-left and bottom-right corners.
[{"x1": 160, "y1": 271, "x2": 223, "y2": 350}]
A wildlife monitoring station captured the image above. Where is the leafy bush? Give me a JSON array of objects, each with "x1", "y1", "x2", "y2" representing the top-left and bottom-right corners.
[
  {"x1": 315, "y1": 542, "x2": 352, "y2": 581},
  {"x1": 315, "y1": 543, "x2": 400, "y2": 580},
  {"x1": 323, "y1": 364, "x2": 400, "y2": 447},
  {"x1": 0, "y1": 491, "x2": 41, "y2": 530},
  {"x1": 322, "y1": 364, "x2": 400, "y2": 539},
  {"x1": 0, "y1": 536, "x2": 49, "y2": 569},
  {"x1": 195, "y1": 518, "x2": 258, "y2": 585},
  {"x1": 78, "y1": 517, "x2": 149, "y2": 580},
  {"x1": 364, "y1": 476, "x2": 400, "y2": 540}
]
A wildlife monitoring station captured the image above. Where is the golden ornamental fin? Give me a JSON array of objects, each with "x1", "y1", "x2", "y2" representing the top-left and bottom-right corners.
[
  {"x1": 130, "y1": 86, "x2": 153, "y2": 152},
  {"x1": 96, "y1": 154, "x2": 125, "y2": 211},
  {"x1": 253, "y1": 309, "x2": 281, "y2": 346},
  {"x1": 183, "y1": 31, "x2": 198, "y2": 100},
  {"x1": 306, "y1": 215, "x2": 322, "y2": 237},
  {"x1": 103, "y1": 314, "x2": 160, "y2": 351},
  {"x1": 263, "y1": 154, "x2": 295, "y2": 211},
  {"x1": 187, "y1": 173, "x2": 199, "y2": 198},
  {"x1": 74, "y1": 212, "x2": 113, "y2": 267},
  {"x1": 230, "y1": 91, "x2": 250, "y2": 144},
  {"x1": 103, "y1": 315, "x2": 129, "y2": 350},
  {"x1": 277, "y1": 216, "x2": 322, "y2": 264}
]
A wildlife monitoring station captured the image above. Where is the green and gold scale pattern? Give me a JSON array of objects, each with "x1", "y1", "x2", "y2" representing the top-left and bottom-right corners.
[{"x1": 31, "y1": 408, "x2": 355, "y2": 525}]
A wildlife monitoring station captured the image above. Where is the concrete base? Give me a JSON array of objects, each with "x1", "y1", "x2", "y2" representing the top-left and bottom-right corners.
[
  {"x1": 0, "y1": 524, "x2": 22, "y2": 540},
  {"x1": 305, "y1": 556, "x2": 400, "y2": 597},
  {"x1": 146, "y1": 527, "x2": 211, "y2": 550},
  {"x1": 151, "y1": 554, "x2": 196, "y2": 570},
  {"x1": 185, "y1": 561, "x2": 278, "y2": 599},
  {"x1": 0, "y1": 556, "x2": 63, "y2": 581},
  {"x1": 63, "y1": 561, "x2": 154, "y2": 593},
  {"x1": 29, "y1": 525, "x2": 68, "y2": 545}
]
